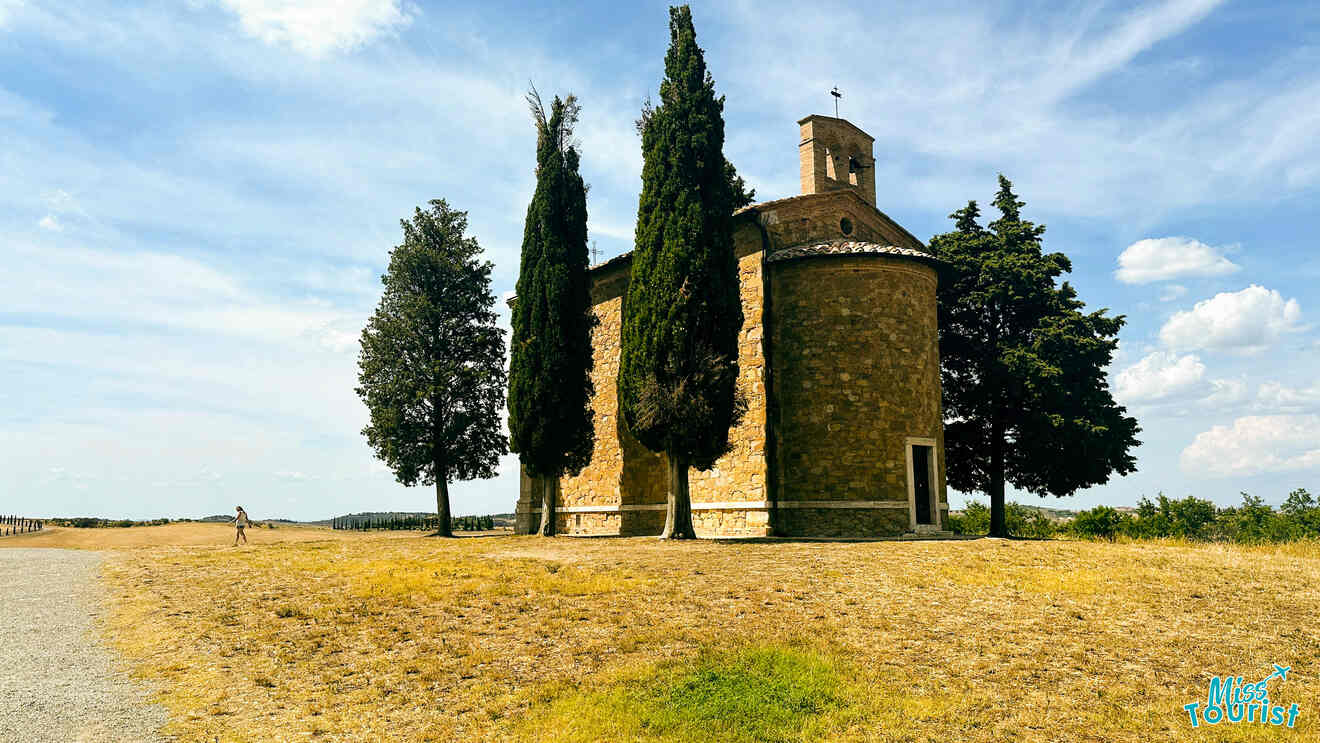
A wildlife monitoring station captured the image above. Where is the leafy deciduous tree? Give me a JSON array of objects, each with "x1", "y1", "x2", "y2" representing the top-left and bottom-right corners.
[
  {"x1": 357, "y1": 200, "x2": 508, "y2": 538},
  {"x1": 930, "y1": 175, "x2": 1140, "y2": 538}
]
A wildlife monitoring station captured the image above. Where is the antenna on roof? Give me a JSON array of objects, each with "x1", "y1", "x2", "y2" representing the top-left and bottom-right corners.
[
  {"x1": 591, "y1": 240, "x2": 598, "y2": 265},
  {"x1": 830, "y1": 86, "x2": 842, "y2": 118}
]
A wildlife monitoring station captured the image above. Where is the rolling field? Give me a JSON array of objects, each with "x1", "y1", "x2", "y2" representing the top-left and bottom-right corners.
[
  {"x1": 0, "y1": 522, "x2": 347, "y2": 549},
  {"x1": 19, "y1": 523, "x2": 1320, "y2": 742}
]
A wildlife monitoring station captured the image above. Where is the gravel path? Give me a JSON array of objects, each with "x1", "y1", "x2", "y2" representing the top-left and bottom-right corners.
[{"x1": 0, "y1": 549, "x2": 170, "y2": 743}]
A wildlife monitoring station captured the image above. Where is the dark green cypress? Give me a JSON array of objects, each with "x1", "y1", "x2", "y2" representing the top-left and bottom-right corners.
[
  {"x1": 930, "y1": 175, "x2": 1140, "y2": 538},
  {"x1": 508, "y1": 89, "x2": 596, "y2": 537},
  {"x1": 619, "y1": 6, "x2": 746, "y2": 539}
]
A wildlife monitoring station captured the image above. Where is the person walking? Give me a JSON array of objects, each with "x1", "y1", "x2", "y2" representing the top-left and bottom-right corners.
[{"x1": 232, "y1": 506, "x2": 251, "y2": 546}]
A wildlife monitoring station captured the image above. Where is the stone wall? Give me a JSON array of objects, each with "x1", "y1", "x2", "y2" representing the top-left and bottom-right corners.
[
  {"x1": 536, "y1": 279, "x2": 671, "y2": 536},
  {"x1": 767, "y1": 253, "x2": 947, "y2": 537},
  {"x1": 686, "y1": 224, "x2": 772, "y2": 536},
  {"x1": 562, "y1": 293, "x2": 626, "y2": 512},
  {"x1": 750, "y1": 190, "x2": 924, "y2": 257},
  {"x1": 774, "y1": 507, "x2": 910, "y2": 538},
  {"x1": 521, "y1": 223, "x2": 772, "y2": 537}
]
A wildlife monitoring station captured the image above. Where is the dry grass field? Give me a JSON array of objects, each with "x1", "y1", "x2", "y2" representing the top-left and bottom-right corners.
[
  {"x1": 23, "y1": 523, "x2": 1320, "y2": 741},
  {"x1": 0, "y1": 522, "x2": 345, "y2": 549}
]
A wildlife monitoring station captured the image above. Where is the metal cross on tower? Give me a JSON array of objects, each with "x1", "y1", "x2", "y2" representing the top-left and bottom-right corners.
[{"x1": 830, "y1": 86, "x2": 842, "y2": 118}]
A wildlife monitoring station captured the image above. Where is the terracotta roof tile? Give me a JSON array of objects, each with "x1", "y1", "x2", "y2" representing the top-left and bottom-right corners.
[{"x1": 767, "y1": 240, "x2": 939, "y2": 264}]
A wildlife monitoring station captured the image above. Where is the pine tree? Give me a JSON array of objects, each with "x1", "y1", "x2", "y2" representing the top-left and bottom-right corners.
[
  {"x1": 619, "y1": 5, "x2": 745, "y2": 539},
  {"x1": 930, "y1": 175, "x2": 1140, "y2": 537},
  {"x1": 508, "y1": 89, "x2": 596, "y2": 537},
  {"x1": 356, "y1": 200, "x2": 509, "y2": 538}
]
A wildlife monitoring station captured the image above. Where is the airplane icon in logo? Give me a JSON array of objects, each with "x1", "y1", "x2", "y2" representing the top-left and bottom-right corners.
[{"x1": 1264, "y1": 664, "x2": 1290, "y2": 683}]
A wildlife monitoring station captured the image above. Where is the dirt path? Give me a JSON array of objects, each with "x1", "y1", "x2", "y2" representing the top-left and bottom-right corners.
[{"x1": 0, "y1": 548, "x2": 170, "y2": 743}]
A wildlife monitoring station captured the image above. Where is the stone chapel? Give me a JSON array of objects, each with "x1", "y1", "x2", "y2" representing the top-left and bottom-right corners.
[{"x1": 514, "y1": 115, "x2": 948, "y2": 538}]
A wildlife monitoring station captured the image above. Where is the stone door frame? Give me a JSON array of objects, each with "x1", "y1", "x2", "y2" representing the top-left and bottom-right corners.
[{"x1": 905, "y1": 436, "x2": 941, "y2": 532}]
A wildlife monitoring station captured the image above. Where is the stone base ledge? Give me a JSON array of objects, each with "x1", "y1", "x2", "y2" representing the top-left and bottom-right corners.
[{"x1": 523, "y1": 499, "x2": 914, "y2": 514}]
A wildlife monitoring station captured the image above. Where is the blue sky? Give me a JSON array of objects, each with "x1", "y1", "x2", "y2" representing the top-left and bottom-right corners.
[{"x1": 2, "y1": 0, "x2": 1318, "y2": 520}]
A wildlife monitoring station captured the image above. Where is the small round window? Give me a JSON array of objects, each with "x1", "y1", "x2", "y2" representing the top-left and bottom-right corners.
[{"x1": 839, "y1": 217, "x2": 853, "y2": 236}]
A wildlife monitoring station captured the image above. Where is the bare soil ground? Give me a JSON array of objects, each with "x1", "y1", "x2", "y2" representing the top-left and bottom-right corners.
[{"x1": 25, "y1": 523, "x2": 1320, "y2": 742}]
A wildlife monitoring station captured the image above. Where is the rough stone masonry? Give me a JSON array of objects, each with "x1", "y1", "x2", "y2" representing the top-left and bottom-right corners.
[{"x1": 516, "y1": 114, "x2": 949, "y2": 538}]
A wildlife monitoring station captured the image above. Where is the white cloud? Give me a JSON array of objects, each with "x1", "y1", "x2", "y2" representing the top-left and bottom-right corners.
[
  {"x1": 276, "y1": 470, "x2": 315, "y2": 481},
  {"x1": 0, "y1": 238, "x2": 367, "y2": 346},
  {"x1": 1108, "y1": 338, "x2": 1128, "y2": 370},
  {"x1": 37, "y1": 215, "x2": 62, "y2": 231},
  {"x1": 1181, "y1": 415, "x2": 1320, "y2": 476},
  {"x1": 1159, "y1": 284, "x2": 1188, "y2": 302},
  {"x1": 1115, "y1": 351, "x2": 1205, "y2": 403},
  {"x1": 1206, "y1": 377, "x2": 1249, "y2": 407},
  {"x1": 320, "y1": 327, "x2": 360, "y2": 354},
  {"x1": 1257, "y1": 381, "x2": 1320, "y2": 413},
  {"x1": 217, "y1": 0, "x2": 414, "y2": 56},
  {"x1": 1115, "y1": 237, "x2": 1240, "y2": 283},
  {"x1": 1159, "y1": 285, "x2": 1303, "y2": 353},
  {"x1": 1033, "y1": 0, "x2": 1224, "y2": 100},
  {"x1": 711, "y1": 0, "x2": 1320, "y2": 224}
]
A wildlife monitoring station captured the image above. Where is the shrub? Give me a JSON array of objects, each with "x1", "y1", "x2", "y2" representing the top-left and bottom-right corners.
[
  {"x1": 1120, "y1": 494, "x2": 1216, "y2": 539},
  {"x1": 946, "y1": 501, "x2": 1057, "y2": 539},
  {"x1": 1280, "y1": 488, "x2": 1320, "y2": 538},
  {"x1": 935, "y1": 489, "x2": 1320, "y2": 544},
  {"x1": 1069, "y1": 506, "x2": 1125, "y2": 541},
  {"x1": 947, "y1": 501, "x2": 989, "y2": 535},
  {"x1": 1014, "y1": 508, "x2": 1058, "y2": 540},
  {"x1": 1210, "y1": 493, "x2": 1292, "y2": 544}
]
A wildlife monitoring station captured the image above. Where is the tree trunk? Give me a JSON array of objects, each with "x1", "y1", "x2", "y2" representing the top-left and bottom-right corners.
[
  {"x1": 659, "y1": 453, "x2": 697, "y2": 539},
  {"x1": 537, "y1": 476, "x2": 557, "y2": 537},
  {"x1": 989, "y1": 412, "x2": 1007, "y2": 538},
  {"x1": 434, "y1": 476, "x2": 453, "y2": 538}
]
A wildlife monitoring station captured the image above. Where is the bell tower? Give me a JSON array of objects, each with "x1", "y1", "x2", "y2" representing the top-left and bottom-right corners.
[{"x1": 797, "y1": 115, "x2": 876, "y2": 207}]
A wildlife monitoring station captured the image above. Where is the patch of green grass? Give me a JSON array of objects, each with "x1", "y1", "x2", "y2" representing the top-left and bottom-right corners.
[{"x1": 520, "y1": 646, "x2": 850, "y2": 743}]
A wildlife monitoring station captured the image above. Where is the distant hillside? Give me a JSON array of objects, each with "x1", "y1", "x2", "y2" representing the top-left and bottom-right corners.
[
  {"x1": 200, "y1": 514, "x2": 299, "y2": 524},
  {"x1": 949, "y1": 503, "x2": 1078, "y2": 521},
  {"x1": 948, "y1": 503, "x2": 1139, "y2": 522}
]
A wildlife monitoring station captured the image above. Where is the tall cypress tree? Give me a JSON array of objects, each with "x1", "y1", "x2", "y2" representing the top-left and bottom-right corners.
[
  {"x1": 620, "y1": 5, "x2": 745, "y2": 539},
  {"x1": 930, "y1": 175, "x2": 1140, "y2": 537},
  {"x1": 508, "y1": 89, "x2": 596, "y2": 537}
]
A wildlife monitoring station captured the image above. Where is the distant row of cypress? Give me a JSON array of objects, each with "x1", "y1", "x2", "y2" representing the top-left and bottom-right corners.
[
  {"x1": 331, "y1": 515, "x2": 495, "y2": 531},
  {"x1": 1, "y1": 515, "x2": 42, "y2": 536}
]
